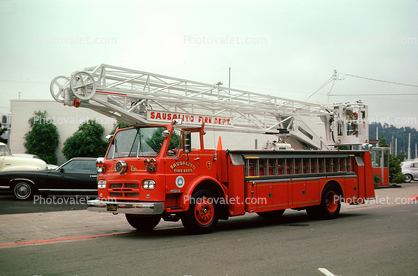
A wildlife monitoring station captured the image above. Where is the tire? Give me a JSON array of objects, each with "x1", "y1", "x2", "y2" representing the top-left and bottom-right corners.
[
  {"x1": 257, "y1": 209, "x2": 285, "y2": 219},
  {"x1": 307, "y1": 183, "x2": 341, "y2": 220},
  {"x1": 125, "y1": 214, "x2": 161, "y2": 232},
  {"x1": 13, "y1": 181, "x2": 35, "y2": 200},
  {"x1": 182, "y1": 189, "x2": 219, "y2": 234},
  {"x1": 405, "y1": 174, "x2": 412, "y2": 183}
]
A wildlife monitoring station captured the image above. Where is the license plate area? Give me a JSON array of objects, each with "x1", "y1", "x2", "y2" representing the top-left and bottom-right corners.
[{"x1": 107, "y1": 203, "x2": 118, "y2": 212}]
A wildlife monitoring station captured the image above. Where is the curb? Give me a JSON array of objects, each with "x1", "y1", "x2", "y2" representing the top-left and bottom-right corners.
[{"x1": 374, "y1": 184, "x2": 402, "y2": 189}]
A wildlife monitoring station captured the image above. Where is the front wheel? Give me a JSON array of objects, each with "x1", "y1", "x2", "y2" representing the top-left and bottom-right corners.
[
  {"x1": 13, "y1": 181, "x2": 36, "y2": 200},
  {"x1": 125, "y1": 214, "x2": 161, "y2": 232},
  {"x1": 405, "y1": 174, "x2": 412, "y2": 183},
  {"x1": 307, "y1": 183, "x2": 341, "y2": 220},
  {"x1": 182, "y1": 189, "x2": 219, "y2": 234}
]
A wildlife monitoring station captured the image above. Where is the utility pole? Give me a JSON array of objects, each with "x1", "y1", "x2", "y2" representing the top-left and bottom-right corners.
[{"x1": 408, "y1": 133, "x2": 411, "y2": 160}]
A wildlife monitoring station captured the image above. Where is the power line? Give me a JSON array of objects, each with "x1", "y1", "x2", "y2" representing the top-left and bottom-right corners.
[
  {"x1": 341, "y1": 73, "x2": 418, "y2": 88},
  {"x1": 330, "y1": 93, "x2": 418, "y2": 96}
]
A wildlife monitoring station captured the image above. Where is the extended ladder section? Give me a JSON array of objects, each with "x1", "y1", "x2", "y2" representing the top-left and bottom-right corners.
[{"x1": 50, "y1": 64, "x2": 368, "y2": 149}]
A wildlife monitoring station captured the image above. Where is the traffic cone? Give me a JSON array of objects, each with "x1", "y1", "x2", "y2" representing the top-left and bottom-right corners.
[{"x1": 217, "y1": 136, "x2": 223, "y2": 150}]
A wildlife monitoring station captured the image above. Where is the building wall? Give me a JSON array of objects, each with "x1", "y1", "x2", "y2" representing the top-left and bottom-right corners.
[{"x1": 9, "y1": 100, "x2": 116, "y2": 165}]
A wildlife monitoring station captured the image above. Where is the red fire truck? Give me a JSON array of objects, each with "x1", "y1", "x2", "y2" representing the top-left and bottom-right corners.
[{"x1": 50, "y1": 64, "x2": 375, "y2": 234}]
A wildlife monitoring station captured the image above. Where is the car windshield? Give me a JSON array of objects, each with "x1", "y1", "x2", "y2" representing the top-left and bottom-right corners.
[
  {"x1": 0, "y1": 144, "x2": 11, "y2": 156},
  {"x1": 106, "y1": 126, "x2": 166, "y2": 159}
]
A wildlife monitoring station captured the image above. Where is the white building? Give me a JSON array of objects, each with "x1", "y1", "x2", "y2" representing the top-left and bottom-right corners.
[{"x1": 9, "y1": 100, "x2": 116, "y2": 165}]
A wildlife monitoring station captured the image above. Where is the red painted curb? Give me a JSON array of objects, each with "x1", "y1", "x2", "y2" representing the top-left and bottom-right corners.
[
  {"x1": 0, "y1": 231, "x2": 135, "y2": 247},
  {"x1": 407, "y1": 195, "x2": 418, "y2": 201}
]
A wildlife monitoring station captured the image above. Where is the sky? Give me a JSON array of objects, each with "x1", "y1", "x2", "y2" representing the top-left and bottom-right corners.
[{"x1": 1, "y1": 0, "x2": 417, "y2": 129}]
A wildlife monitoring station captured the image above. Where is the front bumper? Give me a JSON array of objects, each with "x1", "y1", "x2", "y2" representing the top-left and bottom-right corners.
[{"x1": 87, "y1": 199, "x2": 164, "y2": 215}]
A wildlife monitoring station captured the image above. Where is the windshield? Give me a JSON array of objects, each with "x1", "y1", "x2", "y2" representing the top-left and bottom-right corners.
[
  {"x1": 0, "y1": 144, "x2": 11, "y2": 156},
  {"x1": 106, "y1": 126, "x2": 166, "y2": 159}
]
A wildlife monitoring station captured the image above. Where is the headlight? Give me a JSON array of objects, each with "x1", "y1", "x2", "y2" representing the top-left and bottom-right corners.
[
  {"x1": 143, "y1": 180, "x2": 156, "y2": 190},
  {"x1": 98, "y1": 179, "x2": 107, "y2": 189}
]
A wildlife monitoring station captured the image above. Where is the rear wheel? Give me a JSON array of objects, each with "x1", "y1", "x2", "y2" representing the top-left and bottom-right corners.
[
  {"x1": 182, "y1": 189, "x2": 219, "y2": 234},
  {"x1": 13, "y1": 181, "x2": 35, "y2": 200},
  {"x1": 125, "y1": 214, "x2": 161, "y2": 232},
  {"x1": 405, "y1": 174, "x2": 412, "y2": 183},
  {"x1": 307, "y1": 183, "x2": 341, "y2": 220}
]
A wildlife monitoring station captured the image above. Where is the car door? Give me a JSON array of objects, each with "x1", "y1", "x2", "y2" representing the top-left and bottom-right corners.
[
  {"x1": 411, "y1": 162, "x2": 418, "y2": 179},
  {"x1": 45, "y1": 159, "x2": 97, "y2": 193}
]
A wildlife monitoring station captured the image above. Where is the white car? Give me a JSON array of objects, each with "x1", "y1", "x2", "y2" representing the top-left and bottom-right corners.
[
  {"x1": 0, "y1": 142, "x2": 47, "y2": 171},
  {"x1": 401, "y1": 161, "x2": 418, "y2": 183}
]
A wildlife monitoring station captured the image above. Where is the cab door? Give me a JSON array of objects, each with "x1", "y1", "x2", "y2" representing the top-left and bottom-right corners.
[{"x1": 164, "y1": 149, "x2": 201, "y2": 195}]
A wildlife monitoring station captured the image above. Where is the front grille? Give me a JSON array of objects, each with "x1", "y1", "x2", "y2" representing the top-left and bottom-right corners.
[
  {"x1": 108, "y1": 182, "x2": 140, "y2": 198},
  {"x1": 125, "y1": 183, "x2": 139, "y2": 189},
  {"x1": 110, "y1": 184, "x2": 123, "y2": 188}
]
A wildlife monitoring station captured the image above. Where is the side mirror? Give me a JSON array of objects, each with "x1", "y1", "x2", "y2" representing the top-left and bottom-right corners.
[
  {"x1": 162, "y1": 130, "x2": 170, "y2": 138},
  {"x1": 183, "y1": 131, "x2": 191, "y2": 153},
  {"x1": 105, "y1": 135, "x2": 113, "y2": 143}
]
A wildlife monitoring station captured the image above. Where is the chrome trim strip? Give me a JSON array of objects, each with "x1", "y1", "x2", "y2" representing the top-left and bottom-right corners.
[
  {"x1": 0, "y1": 185, "x2": 10, "y2": 189},
  {"x1": 87, "y1": 199, "x2": 164, "y2": 215},
  {"x1": 38, "y1": 189, "x2": 98, "y2": 192}
]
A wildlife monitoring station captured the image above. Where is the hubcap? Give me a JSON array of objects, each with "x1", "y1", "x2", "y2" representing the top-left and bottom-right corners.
[
  {"x1": 15, "y1": 183, "x2": 30, "y2": 199},
  {"x1": 325, "y1": 191, "x2": 338, "y2": 213},
  {"x1": 194, "y1": 197, "x2": 214, "y2": 225}
]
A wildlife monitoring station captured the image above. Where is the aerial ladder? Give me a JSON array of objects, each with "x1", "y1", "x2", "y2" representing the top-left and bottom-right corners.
[{"x1": 50, "y1": 64, "x2": 369, "y2": 150}]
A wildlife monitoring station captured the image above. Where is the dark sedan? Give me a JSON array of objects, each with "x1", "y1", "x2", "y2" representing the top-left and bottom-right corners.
[{"x1": 0, "y1": 157, "x2": 98, "y2": 200}]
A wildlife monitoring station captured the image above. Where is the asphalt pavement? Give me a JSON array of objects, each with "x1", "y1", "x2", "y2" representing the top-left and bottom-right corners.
[{"x1": 0, "y1": 183, "x2": 417, "y2": 247}]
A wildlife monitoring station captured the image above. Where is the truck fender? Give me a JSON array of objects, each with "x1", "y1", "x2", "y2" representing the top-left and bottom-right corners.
[{"x1": 181, "y1": 175, "x2": 227, "y2": 212}]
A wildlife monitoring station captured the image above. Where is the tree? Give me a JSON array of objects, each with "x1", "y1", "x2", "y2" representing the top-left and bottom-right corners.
[
  {"x1": 397, "y1": 151, "x2": 406, "y2": 162},
  {"x1": 110, "y1": 122, "x2": 131, "y2": 135},
  {"x1": 378, "y1": 134, "x2": 389, "y2": 147},
  {"x1": 0, "y1": 126, "x2": 7, "y2": 143},
  {"x1": 378, "y1": 134, "x2": 405, "y2": 184},
  {"x1": 24, "y1": 111, "x2": 59, "y2": 164},
  {"x1": 389, "y1": 154, "x2": 406, "y2": 184},
  {"x1": 146, "y1": 127, "x2": 181, "y2": 153},
  {"x1": 62, "y1": 120, "x2": 108, "y2": 159}
]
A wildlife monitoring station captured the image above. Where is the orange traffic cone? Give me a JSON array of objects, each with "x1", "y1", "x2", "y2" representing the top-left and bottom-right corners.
[{"x1": 217, "y1": 136, "x2": 223, "y2": 150}]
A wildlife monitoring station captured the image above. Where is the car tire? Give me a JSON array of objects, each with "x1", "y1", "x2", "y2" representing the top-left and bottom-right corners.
[
  {"x1": 307, "y1": 183, "x2": 341, "y2": 220},
  {"x1": 182, "y1": 189, "x2": 219, "y2": 234},
  {"x1": 405, "y1": 174, "x2": 412, "y2": 183},
  {"x1": 13, "y1": 181, "x2": 36, "y2": 200},
  {"x1": 125, "y1": 214, "x2": 161, "y2": 232}
]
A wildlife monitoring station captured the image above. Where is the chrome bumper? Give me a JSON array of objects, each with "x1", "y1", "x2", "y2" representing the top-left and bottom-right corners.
[{"x1": 87, "y1": 199, "x2": 164, "y2": 215}]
